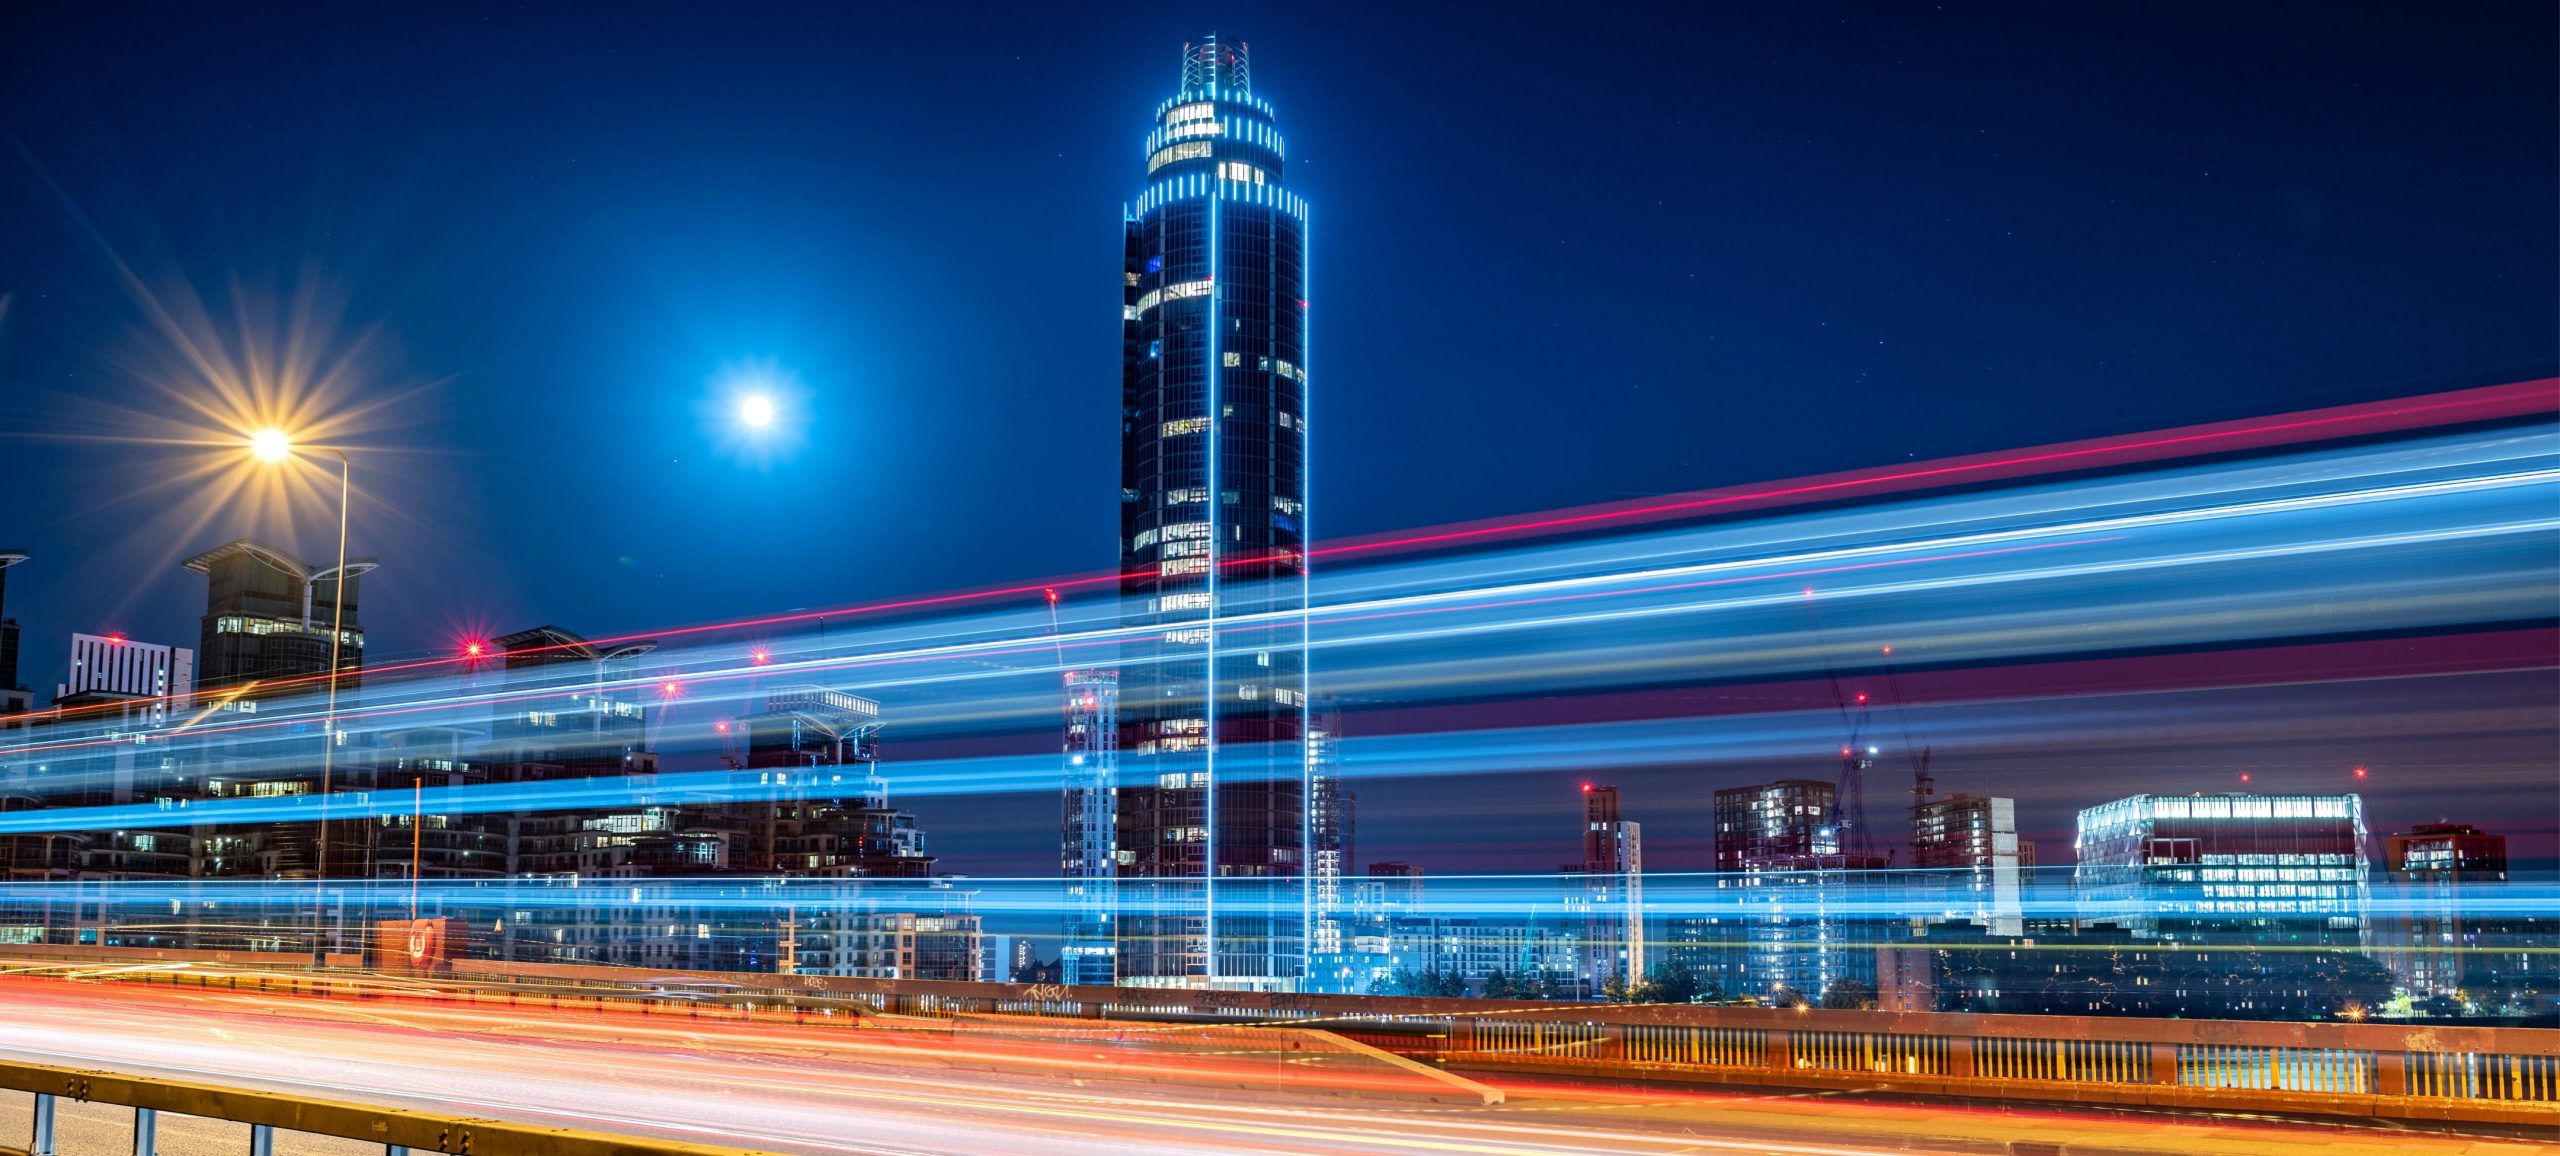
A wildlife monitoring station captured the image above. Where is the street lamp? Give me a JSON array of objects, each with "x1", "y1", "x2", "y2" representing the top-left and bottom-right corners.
[{"x1": 249, "y1": 428, "x2": 353, "y2": 968}]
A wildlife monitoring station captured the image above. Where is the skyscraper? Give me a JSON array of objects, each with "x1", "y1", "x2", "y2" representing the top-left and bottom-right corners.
[
  {"x1": 1059, "y1": 668, "x2": 1119, "y2": 986},
  {"x1": 1713, "y1": 779, "x2": 1837, "y2": 871},
  {"x1": 0, "y1": 551, "x2": 31, "y2": 716},
  {"x1": 1114, "y1": 35, "x2": 1312, "y2": 990},
  {"x1": 2381, "y1": 823, "x2": 2535, "y2": 1004},
  {"x1": 1713, "y1": 778, "x2": 1892, "y2": 1004},
  {"x1": 1306, "y1": 700, "x2": 1349, "y2": 965},
  {"x1": 1565, "y1": 784, "x2": 1643, "y2": 993},
  {"x1": 1909, "y1": 791, "x2": 2025, "y2": 936},
  {"x1": 57, "y1": 632, "x2": 194, "y2": 726},
  {"x1": 182, "y1": 538, "x2": 375, "y2": 701}
]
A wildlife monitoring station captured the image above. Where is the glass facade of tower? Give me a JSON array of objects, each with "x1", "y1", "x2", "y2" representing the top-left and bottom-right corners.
[
  {"x1": 1115, "y1": 36, "x2": 1311, "y2": 990},
  {"x1": 2073, "y1": 793, "x2": 2370, "y2": 946}
]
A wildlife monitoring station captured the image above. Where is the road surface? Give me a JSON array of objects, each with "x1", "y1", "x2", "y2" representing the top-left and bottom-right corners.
[{"x1": 0, "y1": 973, "x2": 2542, "y2": 1156}]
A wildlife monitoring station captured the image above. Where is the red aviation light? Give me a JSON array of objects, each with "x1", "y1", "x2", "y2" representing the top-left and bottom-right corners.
[
  {"x1": 660, "y1": 681, "x2": 682, "y2": 698},
  {"x1": 2353, "y1": 765, "x2": 2369, "y2": 780},
  {"x1": 106, "y1": 633, "x2": 126, "y2": 645}
]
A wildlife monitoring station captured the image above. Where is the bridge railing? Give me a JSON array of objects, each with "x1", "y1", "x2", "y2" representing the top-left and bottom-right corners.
[
  {"x1": 0, "y1": 1054, "x2": 773, "y2": 1156},
  {"x1": 14, "y1": 950, "x2": 2557, "y2": 1130},
  {"x1": 439, "y1": 959, "x2": 2559, "y2": 1126}
]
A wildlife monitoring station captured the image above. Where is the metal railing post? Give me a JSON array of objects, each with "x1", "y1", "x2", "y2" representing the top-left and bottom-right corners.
[
  {"x1": 248, "y1": 1124, "x2": 275, "y2": 1156},
  {"x1": 132, "y1": 1106, "x2": 158, "y2": 1156},
  {"x1": 30, "y1": 1093, "x2": 56, "y2": 1156}
]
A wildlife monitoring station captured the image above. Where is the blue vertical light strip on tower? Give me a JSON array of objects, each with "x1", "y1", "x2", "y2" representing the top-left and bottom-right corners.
[
  {"x1": 1298, "y1": 201, "x2": 1314, "y2": 987},
  {"x1": 1203, "y1": 189, "x2": 1221, "y2": 986}
]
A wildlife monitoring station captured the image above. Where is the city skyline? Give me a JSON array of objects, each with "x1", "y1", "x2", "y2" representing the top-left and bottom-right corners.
[
  {"x1": 0, "y1": 9, "x2": 2553, "y2": 880},
  {"x1": 0, "y1": 8, "x2": 2551, "y2": 1151}
]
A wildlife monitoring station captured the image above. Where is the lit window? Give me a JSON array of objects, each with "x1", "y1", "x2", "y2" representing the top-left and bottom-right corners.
[
  {"x1": 1165, "y1": 102, "x2": 1215, "y2": 124},
  {"x1": 1217, "y1": 161, "x2": 1265, "y2": 184},
  {"x1": 1162, "y1": 417, "x2": 1208, "y2": 437},
  {"x1": 1159, "y1": 557, "x2": 1209, "y2": 576},
  {"x1": 1147, "y1": 141, "x2": 1214, "y2": 173},
  {"x1": 1222, "y1": 351, "x2": 1242, "y2": 367},
  {"x1": 1136, "y1": 278, "x2": 1212, "y2": 316},
  {"x1": 1132, "y1": 528, "x2": 1160, "y2": 550},
  {"x1": 1158, "y1": 592, "x2": 1212, "y2": 612},
  {"x1": 1165, "y1": 486, "x2": 1208, "y2": 505},
  {"x1": 1162, "y1": 521, "x2": 1210, "y2": 540},
  {"x1": 1168, "y1": 119, "x2": 1224, "y2": 142}
]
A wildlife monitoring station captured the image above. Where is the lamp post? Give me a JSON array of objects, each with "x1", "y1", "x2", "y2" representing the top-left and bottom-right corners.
[{"x1": 252, "y1": 431, "x2": 352, "y2": 968}]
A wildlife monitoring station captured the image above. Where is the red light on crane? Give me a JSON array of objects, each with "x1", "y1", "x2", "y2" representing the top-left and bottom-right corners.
[
  {"x1": 1854, "y1": 692, "x2": 1868, "y2": 704},
  {"x1": 750, "y1": 649, "x2": 770, "y2": 665},
  {"x1": 714, "y1": 720, "x2": 731, "y2": 734},
  {"x1": 2353, "y1": 765, "x2": 2369, "y2": 780},
  {"x1": 1579, "y1": 783, "x2": 1592, "y2": 793},
  {"x1": 660, "y1": 681, "x2": 681, "y2": 698},
  {"x1": 2239, "y1": 772, "x2": 2253, "y2": 783}
]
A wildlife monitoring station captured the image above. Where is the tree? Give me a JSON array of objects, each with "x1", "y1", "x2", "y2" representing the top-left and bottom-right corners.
[
  {"x1": 1481, "y1": 968, "x2": 1516, "y2": 1000},
  {"x1": 1643, "y1": 959, "x2": 1703, "y2": 1004},
  {"x1": 1821, "y1": 978, "x2": 1877, "y2": 1010}
]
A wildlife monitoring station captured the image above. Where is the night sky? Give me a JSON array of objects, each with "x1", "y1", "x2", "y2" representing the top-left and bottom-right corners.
[{"x1": 2, "y1": 4, "x2": 2553, "y2": 876}]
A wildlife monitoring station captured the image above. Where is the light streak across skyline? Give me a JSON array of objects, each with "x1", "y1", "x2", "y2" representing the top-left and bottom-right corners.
[{"x1": 0, "y1": 409, "x2": 2550, "y2": 860}]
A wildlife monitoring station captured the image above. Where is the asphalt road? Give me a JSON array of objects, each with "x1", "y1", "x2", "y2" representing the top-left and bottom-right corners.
[{"x1": 0, "y1": 974, "x2": 2543, "y2": 1156}]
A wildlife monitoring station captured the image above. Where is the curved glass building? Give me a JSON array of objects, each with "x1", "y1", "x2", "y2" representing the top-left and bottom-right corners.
[{"x1": 1113, "y1": 35, "x2": 1311, "y2": 989}]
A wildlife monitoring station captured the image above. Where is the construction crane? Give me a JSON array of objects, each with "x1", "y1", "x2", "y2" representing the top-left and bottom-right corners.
[
  {"x1": 1804, "y1": 590, "x2": 1877, "y2": 861},
  {"x1": 1880, "y1": 644, "x2": 1934, "y2": 814}
]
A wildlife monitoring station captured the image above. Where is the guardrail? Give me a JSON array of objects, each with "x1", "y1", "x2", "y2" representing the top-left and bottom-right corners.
[
  {"x1": 446, "y1": 960, "x2": 2560, "y2": 1127},
  {"x1": 16, "y1": 951, "x2": 2558, "y2": 1130},
  {"x1": 0, "y1": 1054, "x2": 777, "y2": 1156}
]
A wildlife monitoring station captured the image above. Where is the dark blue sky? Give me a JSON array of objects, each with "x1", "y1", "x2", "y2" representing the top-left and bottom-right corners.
[{"x1": 2, "y1": 3, "x2": 2553, "y2": 873}]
